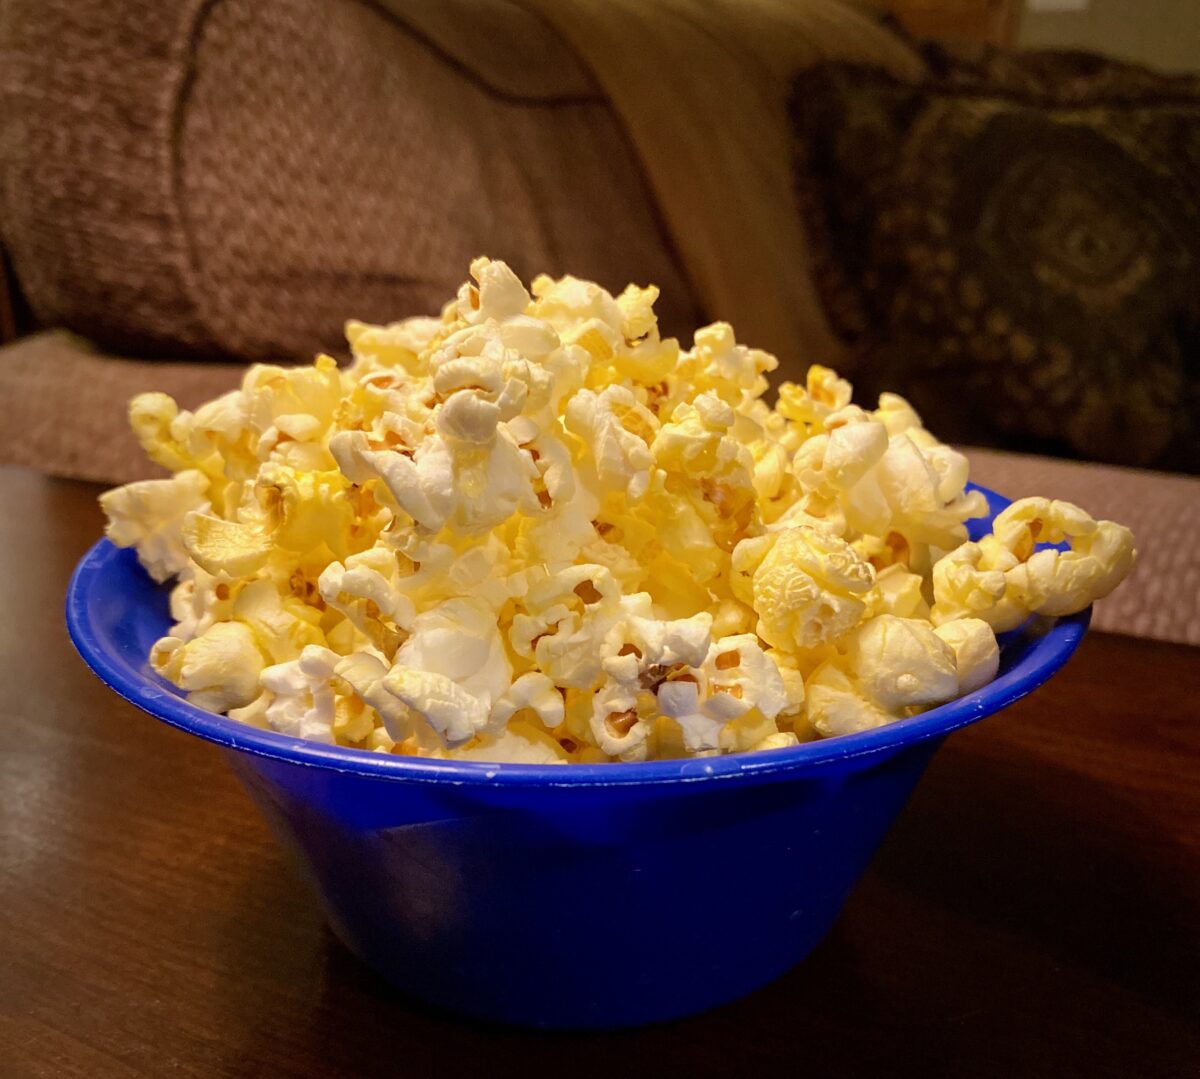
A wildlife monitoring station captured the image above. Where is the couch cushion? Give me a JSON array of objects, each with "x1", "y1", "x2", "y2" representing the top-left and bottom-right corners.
[
  {"x1": 0, "y1": 0, "x2": 217, "y2": 357},
  {"x1": 0, "y1": 331, "x2": 243, "y2": 483},
  {"x1": 0, "y1": 0, "x2": 703, "y2": 362},
  {"x1": 790, "y1": 49, "x2": 1200, "y2": 473}
]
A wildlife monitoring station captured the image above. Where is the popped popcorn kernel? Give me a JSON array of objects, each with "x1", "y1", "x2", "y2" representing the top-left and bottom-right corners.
[
  {"x1": 934, "y1": 618, "x2": 1000, "y2": 695},
  {"x1": 99, "y1": 469, "x2": 210, "y2": 583},
  {"x1": 151, "y1": 621, "x2": 264, "y2": 714},
  {"x1": 750, "y1": 526, "x2": 874, "y2": 651},
  {"x1": 101, "y1": 259, "x2": 1136, "y2": 762},
  {"x1": 931, "y1": 497, "x2": 1136, "y2": 630}
]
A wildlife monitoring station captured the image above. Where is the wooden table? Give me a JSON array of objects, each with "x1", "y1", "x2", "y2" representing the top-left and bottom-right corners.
[{"x1": 2, "y1": 466, "x2": 1197, "y2": 1078}]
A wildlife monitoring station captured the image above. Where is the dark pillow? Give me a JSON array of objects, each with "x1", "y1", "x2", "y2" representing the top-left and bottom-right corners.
[{"x1": 790, "y1": 48, "x2": 1200, "y2": 473}]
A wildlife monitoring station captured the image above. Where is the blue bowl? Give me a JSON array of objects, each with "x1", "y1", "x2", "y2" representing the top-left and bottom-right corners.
[{"x1": 66, "y1": 485, "x2": 1088, "y2": 1029}]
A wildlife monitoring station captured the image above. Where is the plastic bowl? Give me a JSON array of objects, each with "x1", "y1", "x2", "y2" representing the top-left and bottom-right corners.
[{"x1": 67, "y1": 485, "x2": 1088, "y2": 1029}]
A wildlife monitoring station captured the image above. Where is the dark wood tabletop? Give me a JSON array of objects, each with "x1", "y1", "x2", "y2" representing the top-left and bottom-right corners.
[{"x1": 2, "y1": 466, "x2": 1197, "y2": 1079}]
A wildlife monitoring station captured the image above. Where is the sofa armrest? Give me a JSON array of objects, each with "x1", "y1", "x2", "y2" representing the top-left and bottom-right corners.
[{"x1": 0, "y1": 330, "x2": 244, "y2": 483}]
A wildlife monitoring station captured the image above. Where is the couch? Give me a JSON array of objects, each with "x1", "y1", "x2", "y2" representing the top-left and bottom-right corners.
[{"x1": 1, "y1": 0, "x2": 1195, "y2": 643}]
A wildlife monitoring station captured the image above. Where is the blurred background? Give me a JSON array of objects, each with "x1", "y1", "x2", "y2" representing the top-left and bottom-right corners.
[
  {"x1": 0, "y1": 0, "x2": 1196, "y2": 485},
  {"x1": 1020, "y1": 0, "x2": 1197, "y2": 71}
]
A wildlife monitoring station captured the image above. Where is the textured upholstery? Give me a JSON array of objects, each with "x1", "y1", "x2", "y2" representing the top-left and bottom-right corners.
[
  {"x1": 0, "y1": 0, "x2": 704, "y2": 362},
  {"x1": 790, "y1": 51, "x2": 1200, "y2": 473},
  {"x1": 0, "y1": 0, "x2": 921, "y2": 480},
  {"x1": 0, "y1": 331, "x2": 243, "y2": 482}
]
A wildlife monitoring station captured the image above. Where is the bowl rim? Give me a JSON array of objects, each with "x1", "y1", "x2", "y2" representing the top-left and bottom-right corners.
[{"x1": 66, "y1": 484, "x2": 1090, "y2": 788}]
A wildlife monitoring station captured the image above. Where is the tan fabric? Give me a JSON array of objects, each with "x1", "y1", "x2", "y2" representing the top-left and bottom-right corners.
[
  {"x1": 0, "y1": 0, "x2": 926, "y2": 478},
  {"x1": 0, "y1": 0, "x2": 703, "y2": 363},
  {"x1": 0, "y1": 332, "x2": 243, "y2": 484},
  {"x1": 966, "y1": 447, "x2": 1200, "y2": 646},
  {"x1": 177, "y1": 0, "x2": 705, "y2": 358},
  {"x1": 0, "y1": 0, "x2": 922, "y2": 371},
  {"x1": 0, "y1": 0, "x2": 217, "y2": 356},
  {"x1": 520, "y1": 0, "x2": 926, "y2": 366}
]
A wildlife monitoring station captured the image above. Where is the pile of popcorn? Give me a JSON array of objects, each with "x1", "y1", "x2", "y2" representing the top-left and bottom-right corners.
[{"x1": 100, "y1": 259, "x2": 1136, "y2": 763}]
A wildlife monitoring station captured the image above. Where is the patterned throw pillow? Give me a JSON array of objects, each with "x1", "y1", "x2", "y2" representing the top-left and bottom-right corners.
[{"x1": 790, "y1": 49, "x2": 1200, "y2": 473}]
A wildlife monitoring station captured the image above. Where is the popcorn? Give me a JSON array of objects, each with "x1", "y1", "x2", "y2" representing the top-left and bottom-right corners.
[
  {"x1": 706, "y1": 635, "x2": 789, "y2": 720},
  {"x1": 166, "y1": 564, "x2": 234, "y2": 643},
  {"x1": 244, "y1": 644, "x2": 373, "y2": 744},
  {"x1": 806, "y1": 615, "x2": 958, "y2": 737},
  {"x1": 181, "y1": 511, "x2": 273, "y2": 578},
  {"x1": 128, "y1": 393, "x2": 203, "y2": 474},
  {"x1": 329, "y1": 430, "x2": 457, "y2": 532},
  {"x1": 844, "y1": 432, "x2": 987, "y2": 553},
  {"x1": 333, "y1": 651, "x2": 417, "y2": 740},
  {"x1": 231, "y1": 579, "x2": 327, "y2": 664},
  {"x1": 344, "y1": 315, "x2": 444, "y2": 372},
  {"x1": 992, "y1": 498, "x2": 1136, "y2": 617},
  {"x1": 510, "y1": 565, "x2": 626, "y2": 688},
  {"x1": 647, "y1": 633, "x2": 790, "y2": 753},
  {"x1": 804, "y1": 662, "x2": 893, "y2": 738},
  {"x1": 849, "y1": 615, "x2": 958, "y2": 714},
  {"x1": 866, "y1": 564, "x2": 930, "y2": 621},
  {"x1": 931, "y1": 497, "x2": 1136, "y2": 630},
  {"x1": 747, "y1": 526, "x2": 875, "y2": 651},
  {"x1": 101, "y1": 258, "x2": 1136, "y2": 762},
  {"x1": 395, "y1": 598, "x2": 512, "y2": 710},
  {"x1": 318, "y1": 546, "x2": 417, "y2": 645},
  {"x1": 934, "y1": 618, "x2": 1000, "y2": 695},
  {"x1": 99, "y1": 470, "x2": 210, "y2": 582},
  {"x1": 873, "y1": 393, "x2": 923, "y2": 438},
  {"x1": 929, "y1": 542, "x2": 1014, "y2": 629},
  {"x1": 752, "y1": 731, "x2": 801, "y2": 752},
  {"x1": 589, "y1": 676, "x2": 651, "y2": 760},
  {"x1": 791, "y1": 406, "x2": 888, "y2": 505},
  {"x1": 151, "y1": 622, "x2": 264, "y2": 713},
  {"x1": 382, "y1": 666, "x2": 491, "y2": 746},
  {"x1": 681, "y1": 322, "x2": 778, "y2": 402},
  {"x1": 457, "y1": 256, "x2": 531, "y2": 324},
  {"x1": 564, "y1": 386, "x2": 658, "y2": 501},
  {"x1": 489, "y1": 672, "x2": 565, "y2": 731},
  {"x1": 242, "y1": 357, "x2": 342, "y2": 439},
  {"x1": 776, "y1": 365, "x2": 851, "y2": 428},
  {"x1": 443, "y1": 721, "x2": 569, "y2": 764}
]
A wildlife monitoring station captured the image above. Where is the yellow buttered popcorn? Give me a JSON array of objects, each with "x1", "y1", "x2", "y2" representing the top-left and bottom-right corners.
[
  {"x1": 930, "y1": 497, "x2": 1135, "y2": 631},
  {"x1": 100, "y1": 470, "x2": 211, "y2": 583},
  {"x1": 101, "y1": 258, "x2": 1137, "y2": 762}
]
